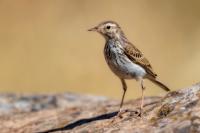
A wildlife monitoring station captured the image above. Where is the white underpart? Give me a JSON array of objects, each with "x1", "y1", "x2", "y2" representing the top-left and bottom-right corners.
[{"x1": 104, "y1": 40, "x2": 147, "y2": 80}]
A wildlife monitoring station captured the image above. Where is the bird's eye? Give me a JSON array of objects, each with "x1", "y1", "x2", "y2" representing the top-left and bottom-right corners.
[{"x1": 106, "y1": 25, "x2": 111, "y2": 29}]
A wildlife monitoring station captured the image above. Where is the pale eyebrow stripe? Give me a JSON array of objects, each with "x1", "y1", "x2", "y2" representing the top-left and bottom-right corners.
[{"x1": 107, "y1": 23, "x2": 117, "y2": 27}]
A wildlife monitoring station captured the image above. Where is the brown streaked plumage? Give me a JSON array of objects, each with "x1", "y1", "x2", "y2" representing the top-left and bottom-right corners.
[
  {"x1": 123, "y1": 41, "x2": 157, "y2": 78},
  {"x1": 88, "y1": 21, "x2": 170, "y2": 117}
]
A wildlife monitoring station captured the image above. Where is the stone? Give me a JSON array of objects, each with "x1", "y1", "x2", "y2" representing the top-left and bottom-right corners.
[{"x1": 0, "y1": 83, "x2": 200, "y2": 133}]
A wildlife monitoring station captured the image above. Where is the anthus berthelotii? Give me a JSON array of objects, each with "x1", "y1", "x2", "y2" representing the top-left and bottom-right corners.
[{"x1": 88, "y1": 21, "x2": 170, "y2": 116}]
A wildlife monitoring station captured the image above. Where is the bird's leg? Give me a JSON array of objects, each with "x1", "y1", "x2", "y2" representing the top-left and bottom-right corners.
[
  {"x1": 117, "y1": 79, "x2": 127, "y2": 117},
  {"x1": 110, "y1": 79, "x2": 127, "y2": 123},
  {"x1": 139, "y1": 78, "x2": 145, "y2": 117}
]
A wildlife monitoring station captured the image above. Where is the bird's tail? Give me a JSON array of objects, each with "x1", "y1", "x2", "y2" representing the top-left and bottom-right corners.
[{"x1": 148, "y1": 77, "x2": 170, "y2": 92}]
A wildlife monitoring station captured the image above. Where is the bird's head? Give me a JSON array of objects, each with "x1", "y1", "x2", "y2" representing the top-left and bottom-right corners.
[{"x1": 88, "y1": 21, "x2": 123, "y2": 40}]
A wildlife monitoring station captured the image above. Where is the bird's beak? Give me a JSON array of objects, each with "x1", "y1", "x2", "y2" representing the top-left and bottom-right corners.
[{"x1": 88, "y1": 26, "x2": 98, "y2": 32}]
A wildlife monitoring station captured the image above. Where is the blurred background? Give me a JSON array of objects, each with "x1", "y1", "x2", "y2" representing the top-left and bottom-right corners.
[{"x1": 0, "y1": 0, "x2": 200, "y2": 99}]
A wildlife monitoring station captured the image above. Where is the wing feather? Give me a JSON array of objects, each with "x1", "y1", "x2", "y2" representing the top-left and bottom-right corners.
[{"x1": 123, "y1": 42, "x2": 157, "y2": 78}]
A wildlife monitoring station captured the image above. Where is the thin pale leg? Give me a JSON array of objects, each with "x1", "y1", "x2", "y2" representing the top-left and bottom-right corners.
[
  {"x1": 119, "y1": 79, "x2": 127, "y2": 110},
  {"x1": 110, "y1": 79, "x2": 127, "y2": 123},
  {"x1": 117, "y1": 79, "x2": 127, "y2": 117},
  {"x1": 140, "y1": 78, "x2": 145, "y2": 116}
]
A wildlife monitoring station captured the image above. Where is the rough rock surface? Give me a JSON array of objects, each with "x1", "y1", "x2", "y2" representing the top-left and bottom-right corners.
[{"x1": 1, "y1": 83, "x2": 200, "y2": 133}]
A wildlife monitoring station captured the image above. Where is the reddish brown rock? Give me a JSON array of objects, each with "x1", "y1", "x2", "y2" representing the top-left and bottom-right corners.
[{"x1": 0, "y1": 83, "x2": 200, "y2": 133}]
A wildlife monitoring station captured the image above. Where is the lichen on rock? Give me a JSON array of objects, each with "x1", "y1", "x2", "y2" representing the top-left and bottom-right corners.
[{"x1": 0, "y1": 83, "x2": 200, "y2": 133}]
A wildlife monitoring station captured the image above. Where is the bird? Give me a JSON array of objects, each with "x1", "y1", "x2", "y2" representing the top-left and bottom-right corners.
[{"x1": 88, "y1": 21, "x2": 170, "y2": 116}]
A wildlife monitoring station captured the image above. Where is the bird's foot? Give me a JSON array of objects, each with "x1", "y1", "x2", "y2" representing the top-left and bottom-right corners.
[
  {"x1": 139, "y1": 108, "x2": 143, "y2": 117},
  {"x1": 137, "y1": 107, "x2": 147, "y2": 119},
  {"x1": 110, "y1": 109, "x2": 127, "y2": 123},
  {"x1": 117, "y1": 108, "x2": 127, "y2": 118},
  {"x1": 110, "y1": 108, "x2": 141, "y2": 124}
]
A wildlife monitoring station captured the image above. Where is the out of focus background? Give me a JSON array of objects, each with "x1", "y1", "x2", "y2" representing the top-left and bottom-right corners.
[{"x1": 0, "y1": 0, "x2": 200, "y2": 99}]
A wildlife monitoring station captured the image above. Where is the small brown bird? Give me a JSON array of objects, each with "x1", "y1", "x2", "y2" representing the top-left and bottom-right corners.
[{"x1": 88, "y1": 21, "x2": 170, "y2": 116}]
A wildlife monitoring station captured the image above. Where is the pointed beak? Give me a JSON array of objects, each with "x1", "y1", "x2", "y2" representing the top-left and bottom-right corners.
[{"x1": 88, "y1": 26, "x2": 98, "y2": 32}]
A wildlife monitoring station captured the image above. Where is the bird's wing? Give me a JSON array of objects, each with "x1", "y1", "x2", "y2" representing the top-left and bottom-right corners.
[{"x1": 123, "y1": 42, "x2": 157, "y2": 78}]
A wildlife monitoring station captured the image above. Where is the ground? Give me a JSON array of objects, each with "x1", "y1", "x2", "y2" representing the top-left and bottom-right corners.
[{"x1": 0, "y1": 83, "x2": 200, "y2": 133}]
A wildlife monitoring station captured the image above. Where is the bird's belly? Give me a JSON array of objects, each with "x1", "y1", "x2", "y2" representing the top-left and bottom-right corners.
[{"x1": 105, "y1": 51, "x2": 146, "y2": 79}]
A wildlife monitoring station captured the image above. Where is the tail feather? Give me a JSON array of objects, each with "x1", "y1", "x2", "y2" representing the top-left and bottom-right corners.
[{"x1": 148, "y1": 78, "x2": 170, "y2": 92}]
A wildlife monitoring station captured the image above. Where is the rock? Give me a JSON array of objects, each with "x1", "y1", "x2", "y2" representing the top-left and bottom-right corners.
[
  {"x1": 0, "y1": 83, "x2": 200, "y2": 133},
  {"x1": 0, "y1": 93, "x2": 109, "y2": 116}
]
